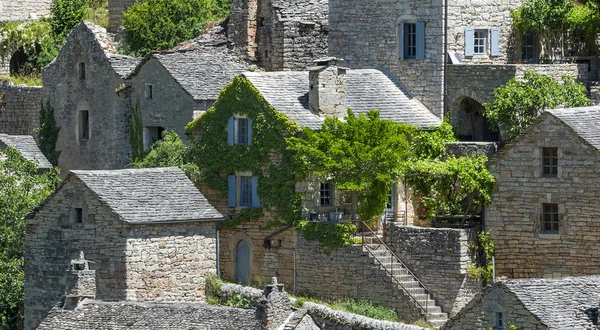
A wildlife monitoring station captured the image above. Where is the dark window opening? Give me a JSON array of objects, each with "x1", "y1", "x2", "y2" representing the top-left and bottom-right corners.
[
  {"x1": 238, "y1": 118, "x2": 249, "y2": 145},
  {"x1": 542, "y1": 147, "x2": 558, "y2": 177},
  {"x1": 74, "y1": 208, "x2": 83, "y2": 223},
  {"x1": 78, "y1": 62, "x2": 86, "y2": 80},
  {"x1": 73, "y1": 263, "x2": 85, "y2": 270},
  {"x1": 320, "y1": 182, "x2": 332, "y2": 206},
  {"x1": 79, "y1": 110, "x2": 89, "y2": 140},
  {"x1": 522, "y1": 32, "x2": 537, "y2": 63},
  {"x1": 403, "y1": 23, "x2": 417, "y2": 59},
  {"x1": 543, "y1": 203, "x2": 559, "y2": 233},
  {"x1": 145, "y1": 126, "x2": 165, "y2": 150},
  {"x1": 240, "y1": 176, "x2": 253, "y2": 206},
  {"x1": 146, "y1": 84, "x2": 153, "y2": 98}
]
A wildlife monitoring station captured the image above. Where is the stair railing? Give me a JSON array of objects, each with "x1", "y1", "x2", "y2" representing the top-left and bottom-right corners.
[{"x1": 354, "y1": 221, "x2": 430, "y2": 317}]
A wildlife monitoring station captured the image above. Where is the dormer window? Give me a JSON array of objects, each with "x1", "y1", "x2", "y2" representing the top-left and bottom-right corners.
[
  {"x1": 227, "y1": 116, "x2": 253, "y2": 146},
  {"x1": 78, "y1": 62, "x2": 86, "y2": 80}
]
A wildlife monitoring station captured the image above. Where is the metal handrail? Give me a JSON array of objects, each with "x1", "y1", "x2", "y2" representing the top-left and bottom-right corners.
[{"x1": 353, "y1": 221, "x2": 431, "y2": 317}]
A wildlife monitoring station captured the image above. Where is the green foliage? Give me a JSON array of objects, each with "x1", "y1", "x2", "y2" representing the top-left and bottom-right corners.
[
  {"x1": 294, "y1": 221, "x2": 356, "y2": 253},
  {"x1": 334, "y1": 299, "x2": 399, "y2": 322},
  {"x1": 38, "y1": 100, "x2": 61, "y2": 166},
  {"x1": 406, "y1": 155, "x2": 495, "y2": 218},
  {"x1": 484, "y1": 70, "x2": 590, "y2": 141},
  {"x1": 0, "y1": 20, "x2": 57, "y2": 75},
  {"x1": 50, "y1": 0, "x2": 87, "y2": 42},
  {"x1": 128, "y1": 100, "x2": 146, "y2": 163},
  {"x1": 0, "y1": 75, "x2": 42, "y2": 86},
  {"x1": 224, "y1": 294, "x2": 252, "y2": 308},
  {"x1": 412, "y1": 319, "x2": 435, "y2": 329},
  {"x1": 467, "y1": 231, "x2": 496, "y2": 283},
  {"x1": 413, "y1": 121, "x2": 457, "y2": 160},
  {"x1": 122, "y1": 0, "x2": 230, "y2": 56},
  {"x1": 0, "y1": 148, "x2": 60, "y2": 329},
  {"x1": 221, "y1": 207, "x2": 264, "y2": 229},
  {"x1": 205, "y1": 274, "x2": 225, "y2": 299},
  {"x1": 85, "y1": 0, "x2": 109, "y2": 29}
]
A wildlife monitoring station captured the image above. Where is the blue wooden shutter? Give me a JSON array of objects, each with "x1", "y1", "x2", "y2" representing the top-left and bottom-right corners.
[
  {"x1": 228, "y1": 175, "x2": 237, "y2": 207},
  {"x1": 416, "y1": 22, "x2": 425, "y2": 59},
  {"x1": 227, "y1": 116, "x2": 235, "y2": 146},
  {"x1": 247, "y1": 118, "x2": 253, "y2": 146},
  {"x1": 251, "y1": 176, "x2": 260, "y2": 207},
  {"x1": 490, "y1": 28, "x2": 500, "y2": 56},
  {"x1": 398, "y1": 23, "x2": 405, "y2": 60},
  {"x1": 465, "y1": 28, "x2": 474, "y2": 56}
]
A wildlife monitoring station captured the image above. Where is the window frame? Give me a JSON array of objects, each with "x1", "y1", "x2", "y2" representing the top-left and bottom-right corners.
[
  {"x1": 495, "y1": 311, "x2": 504, "y2": 329},
  {"x1": 78, "y1": 110, "x2": 90, "y2": 141},
  {"x1": 473, "y1": 29, "x2": 488, "y2": 55},
  {"x1": 320, "y1": 182, "x2": 333, "y2": 206},
  {"x1": 403, "y1": 23, "x2": 417, "y2": 60},
  {"x1": 542, "y1": 147, "x2": 558, "y2": 177},
  {"x1": 542, "y1": 203, "x2": 559, "y2": 234},
  {"x1": 73, "y1": 207, "x2": 83, "y2": 224},
  {"x1": 237, "y1": 118, "x2": 249, "y2": 145},
  {"x1": 522, "y1": 32, "x2": 537, "y2": 63},
  {"x1": 239, "y1": 176, "x2": 253, "y2": 207},
  {"x1": 145, "y1": 84, "x2": 153, "y2": 99}
]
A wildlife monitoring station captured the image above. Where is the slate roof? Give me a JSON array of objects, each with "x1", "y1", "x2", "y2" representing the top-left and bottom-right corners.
[
  {"x1": 0, "y1": 134, "x2": 52, "y2": 168},
  {"x1": 243, "y1": 70, "x2": 442, "y2": 129},
  {"x1": 107, "y1": 54, "x2": 141, "y2": 78},
  {"x1": 70, "y1": 167, "x2": 223, "y2": 223},
  {"x1": 130, "y1": 46, "x2": 248, "y2": 101},
  {"x1": 547, "y1": 105, "x2": 600, "y2": 151},
  {"x1": 37, "y1": 300, "x2": 260, "y2": 330},
  {"x1": 272, "y1": 0, "x2": 328, "y2": 23},
  {"x1": 500, "y1": 276, "x2": 600, "y2": 329}
]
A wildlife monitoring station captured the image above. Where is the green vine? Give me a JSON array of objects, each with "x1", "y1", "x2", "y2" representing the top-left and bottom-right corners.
[
  {"x1": 295, "y1": 221, "x2": 356, "y2": 254},
  {"x1": 129, "y1": 100, "x2": 145, "y2": 162},
  {"x1": 467, "y1": 231, "x2": 495, "y2": 283},
  {"x1": 38, "y1": 100, "x2": 60, "y2": 166}
]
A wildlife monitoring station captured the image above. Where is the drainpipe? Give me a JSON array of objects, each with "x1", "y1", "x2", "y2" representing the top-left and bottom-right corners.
[
  {"x1": 216, "y1": 222, "x2": 221, "y2": 279},
  {"x1": 443, "y1": 0, "x2": 449, "y2": 118}
]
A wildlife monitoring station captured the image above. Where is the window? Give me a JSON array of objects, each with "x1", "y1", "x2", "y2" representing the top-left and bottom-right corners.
[
  {"x1": 228, "y1": 174, "x2": 260, "y2": 207},
  {"x1": 543, "y1": 203, "x2": 559, "y2": 233},
  {"x1": 74, "y1": 208, "x2": 83, "y2": 223},
  {"x1": 320, "y1": 183, "x2": 333, "y2": 206},
  {"x1": 522, "y1": 33, "x2": 537, "y2": 63},
  {"x1": 542, "y1": 147, "x2": 558, "y2": 177},
  {"x1": 465, "y1": 28, "x2": 500, "y2": 56},
  {"x1": 399, "y1": 22, "x2": 425, "y2": 60},
  {"x1": 144, "y1": 126, "x2": 165, "y2": 150},
  {"x1": 78, "y1": 110, "x2": 89, "y2": 140},
  {"x1": 495, "y1": 312, "x2": 504, "y2": 329},
  {"x1": 146, "y1": 84, "x2": 153, "y2": 98},
  {"x1": 78, "y1": 62, "x2": 86, "y2": 80},
  {"x1": 228, "y1": 116, "x2": 253, "y2": 146},
  {"x1": 473, "y1": 30, "x2": 487, "y2": 55}
]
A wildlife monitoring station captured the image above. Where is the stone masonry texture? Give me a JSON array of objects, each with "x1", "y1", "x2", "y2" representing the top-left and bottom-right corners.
[
  {"x1": 0, "y1": 84, "x2": 43, "y2": 136},
  {"x1": 0, "y1": 0, "x2": 52, "y2": 22},
  {"x1": 108, "y1": 0, "x2": 137, "y2": 32}
]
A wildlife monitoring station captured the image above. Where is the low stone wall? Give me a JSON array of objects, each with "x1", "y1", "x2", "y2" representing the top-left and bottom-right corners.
[
  {"x1": 0, "y1": 84, "x2": 43, "y2": 136},
  {"x1": 445, "y1": 142, "x2": 497, "y2": 158},
  {"x1": 383, "y1": 224, "x2": 481, "y2": 317}
]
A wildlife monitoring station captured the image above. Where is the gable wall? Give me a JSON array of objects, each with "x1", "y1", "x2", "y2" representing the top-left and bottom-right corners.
[
  {"x1": 486, "y1": 115, "x2": 600, "y2": 278},
  {"x1": 42, "y1": 26, "x2": 131, "y2": 176}
]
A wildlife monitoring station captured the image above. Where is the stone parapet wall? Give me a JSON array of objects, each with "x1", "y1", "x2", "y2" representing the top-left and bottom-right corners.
[
  {"x1": 445, "y1": 142, "x2": 497, "y2": 158},
  {"x1": 383, "y1": 224, "x2": 481, "y2": 316},
  {"x1": 0, "y1": 84, "x2": 43, "y2": 136}
]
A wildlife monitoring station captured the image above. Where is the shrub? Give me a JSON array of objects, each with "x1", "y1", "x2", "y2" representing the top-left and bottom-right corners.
[{"x1": 334, "y1": 299, "x2": 399, "y2": 322}]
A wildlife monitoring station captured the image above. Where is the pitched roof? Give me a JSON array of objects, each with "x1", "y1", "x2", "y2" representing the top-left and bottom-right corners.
[
  {"x1": 272, "y1": 0, "x2": 328, "y2": 23},
  {"x1": 37, "y1": 300, "x2": 261, "y2": 330},
  {"x1": 243, "y1": 69, "x2": 442, "y2": 129},
  {"x1": 0, "y1": 134, "x2": 52, "y2": 169},
  {"x1": 131, "y1": 46, "x2": 248, "y2": 101},
  {"x1": 500, "y1": 276, "x2": 600, "y2": 329},
  {"x1": 70, "y1": 167, "x2": 223, "y2": 223},
  {"x1": 547, "y1": 105, "x2": 600, "y2": 151},
  {"x1": 107, "y1": 54, "x2": 141, "y2": 78}
]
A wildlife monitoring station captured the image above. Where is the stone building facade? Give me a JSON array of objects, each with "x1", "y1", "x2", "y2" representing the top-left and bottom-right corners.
[
  {"x1": 0, "y1": 83, "x2": 43, "y2": 136},
  {"x1": 442, "y1": 276, "x2": 600, "y2": 329},
  {"x1": 228, "y1": 0, "x2": 329, "y2": 70},
  {"x1": 24, "y1": 167, "x2": 224, "y2": 330},
  {"x1": 107, "y1": 0, "x2": 136, "y2": 32},
  {"x1": 486, "y1": 106, "x2": 600, "y2": 279}
]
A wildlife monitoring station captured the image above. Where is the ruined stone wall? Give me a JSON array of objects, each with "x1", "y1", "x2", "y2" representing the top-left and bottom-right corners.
[
  {"x1": 383, "y1": 224, "x2": 481, "y2": 317},
  {"x1": 0, "y1": 84, "x2": 43, "y2": 136},
  {"x1": 124, "y1": 221, "x2": 218, "y2": 301},
  {"x1": 447, "y1": 63, "x2": 589, "y2": 139},
  {"x1": 0, "y1": 0, "x2": 52, "y2": 21},
  {"x1": 229, "y1": 0, "x2": 258, "y2": 58},
  {"x1": 328, "y1": 0, "x2": 445, "y2": 117},
  {"x1": 486, "y1": 114, "x2": 600, "y2": 279},
  {"x1": 108, "y1": 0, "x2": 137, "y2": 32},
  {"x1": 0, "y1": 56, "x2": 10, "y2": 76},
  {"x1": 441, "y1": 287, "x2": 545, "y2": 330}
]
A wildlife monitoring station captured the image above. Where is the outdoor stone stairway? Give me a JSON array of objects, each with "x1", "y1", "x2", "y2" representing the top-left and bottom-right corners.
[{"x1": 361, "y1": 235, "x2": 448, "y2": 328}]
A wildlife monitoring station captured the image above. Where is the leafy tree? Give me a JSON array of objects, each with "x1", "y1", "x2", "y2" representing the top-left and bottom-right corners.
[
  {"x1": 484, "y1": 70, "x2": 589, "y2": 141},
  {"x1": 38, "y1": 100, "x2": 61, "y2": 167},
  {"x1": 50, "y1": 0, "x2": 88, "y2": 42},
  {"x1": 290, "y1": 110, "x2": 416, "y2": 222},
  {"x1": 122, "y1": 0, "x2": 230, "y2": 56},
  {"x1": 0, "y1": 148, "x2": 60, "y2": 329}
]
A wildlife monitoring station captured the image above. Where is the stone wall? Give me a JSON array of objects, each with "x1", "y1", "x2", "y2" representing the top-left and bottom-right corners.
[
  {"x1": 445, "y1": 142, "x2": 497, "y2": 158},
  {"x1": 0, "y1": 84, "x2": 43, "y2": 136},
  {"x1": 0, "y1": 55, "x2": 9, "y2": 76},
  {"x1": 108, "y1": 0, "x2": 137, "y2": 32},
  {"x1": 383, "y1": 224, "x2": 481, "y2": 316},
  {"x1": 486, "y1": 113, "x2": 600, "y2": 279},
  {"x1": 447, "y1": 63, "x2": 589, "y2": 140},
  {"x1": 0, "y1": 0, "x2": 52, "y2": 21},
  {"x1": 228, "y1": 0, "x2": 258, "y2": 58}
]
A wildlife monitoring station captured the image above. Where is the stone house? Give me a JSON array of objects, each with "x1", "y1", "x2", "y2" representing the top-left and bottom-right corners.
[
  {"x1": 228, "y1": 0, "x2": 329, "y2": 71},
  {"x1": 43, "y1": 21, "x2": 140, "y2": 176},
  {"x1": 125, "y1": 45, "x2": 249, "y2": 150},
  {"x1": 486, "y1": 105, "x2": 600, "y2": 279},
  {"x1": 24, "y1": 167, "x2": 224, "y2": 330},
  {"x1": 442, "y1": 276, "x2": 600, "y2": 329},
  {"x1": 0, "y1": 134, "x2": 52, "y2": 169},
  {"x1": 328, "y1": 0, "x2": 596, "y2": 141}
]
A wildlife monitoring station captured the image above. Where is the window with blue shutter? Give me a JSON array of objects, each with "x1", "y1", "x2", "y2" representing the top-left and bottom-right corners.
[
  {"x1": 228, "y1": 175, "x2": 237, "y2": 207},
  {"x1": 490, "y1": 27, "x2": 500, "y2": 56},
  {"x1": 416, "y1": 22, "x2": 425, "y2": 59},
  {"x1": 398, "y1": 23, "x2": 404, "y2": 60},
  {"x1": 251, "y1": 176, "x2": 260, "y2": 207},
  {"x1": 465, "y1": 28, "x2": 474, "y2": 56},
  {"x1": 238, "y1": 118, "x2": 249, "y2": 144},
  {"x1": 399, "y1": 22, "x2": 425, "y2": 60},
  {"x1": 240, "y1": 176, "x2": 253, "y2": 206},
  {"x1": 229, "y1": 116, "x2": 253, "y2": 145},
  {"x1": 247, "y1": 118, "x2": 253, "y2": 146},
  {"x1": 227, "y1": 116, "x2": 235, "y2": 146}
]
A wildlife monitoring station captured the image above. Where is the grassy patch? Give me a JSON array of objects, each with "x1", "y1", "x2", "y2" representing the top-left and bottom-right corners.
[
  {"x1": 0, "y1": 74, "x2": 42, "y2": 86},
  {"x1": 412, "y1": 318, "x2": 434, "y2": 329},
  {"x1": 85, "y1": 0, "x2": 109, "y2": 28},
  {"x1": 292, "y1": 296, "x2": 399, "y2": 322}
]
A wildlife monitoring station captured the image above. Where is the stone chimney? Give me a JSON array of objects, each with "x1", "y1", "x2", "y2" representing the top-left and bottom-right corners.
[
  {"x1": 255, "y1": 277, "x2": 291, "y2": 330},
  {"x1": 308, "y1": 57, "x2": 348, "y2": 117},
  {"x1": 63, "y1": 252, "x2": 96, "y2": 309}
]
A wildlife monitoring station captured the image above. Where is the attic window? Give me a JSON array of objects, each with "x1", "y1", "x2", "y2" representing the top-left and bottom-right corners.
[
  {"x1": 78, "y1": 62, "x2": 86, "y2": 80},
  {"x1": 74, "y1": 208, "x2": 83, "y2": 223},
  {"x1": 146, "y1": 84, "x2": 153, "y2": 99}
]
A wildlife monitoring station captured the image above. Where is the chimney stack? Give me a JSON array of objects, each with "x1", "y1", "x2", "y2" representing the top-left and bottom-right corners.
[
  {"x1": 256, "y1": 277, "x2": 291, "y2": 330},
  {"x1": 63, "y1": 252, "x2": 96, "y2": 309},
  {"x1": 308, "y1": 57, "x2": 348, "y2": 117}
]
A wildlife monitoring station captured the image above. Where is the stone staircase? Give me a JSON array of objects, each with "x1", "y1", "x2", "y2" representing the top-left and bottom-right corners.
[{"x1": 361, "y1": 234, "x2": 448, "y2": 328}]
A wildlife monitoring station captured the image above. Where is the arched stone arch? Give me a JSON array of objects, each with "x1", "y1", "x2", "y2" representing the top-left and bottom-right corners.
[
  {"x1": 228, "y1": 231, "x2": 254, "y2": 284},
  {"x1": 450, "y1": 95, "x2": 499, "y2": 142},
  {"x1": 9, "y1": 48, "x2": 28, "y2": 75}
]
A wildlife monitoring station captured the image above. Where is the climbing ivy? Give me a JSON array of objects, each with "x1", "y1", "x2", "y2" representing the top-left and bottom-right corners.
[
  {"x1": 38, "y1": 100, "x2": 61, "y2": 166},
  {"x1": 128, "y1": 100, "x2": 145, "y2": 162},
  {"x1": 467, "y1": 231, "x2": 495, "y2": 283}
]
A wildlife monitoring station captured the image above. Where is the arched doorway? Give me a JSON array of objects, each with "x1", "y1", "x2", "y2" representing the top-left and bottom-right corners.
[
  {"x1": 460, "y1": 97, "x2": 499, "y2": 142},
  {"x1": 235, "y1": 240, "x2": 250, "y2": 284},
  {"x1": 10, "y1": 48, "x2": 28, "y2": 75}
]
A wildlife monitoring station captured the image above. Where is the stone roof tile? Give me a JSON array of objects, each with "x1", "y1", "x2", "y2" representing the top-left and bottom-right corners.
[
  {"x1": 271, "y1": 0, "x2": 328, "y2": 22},
  {"x1": 38, "y1": 299, "x2": 260, "y2": 329},
  {"x1": 243, "y1": 69, "x2": 442, "y2": 129},
  {"x1": 0, "y1": 134, "x2": 52, "y2": 168},
  {"x1": 547, "y1": 105, "x2": 600, "y2": 151},
  {"x1": 70, "y1": 167, "x2": 223, "y2": 223}
]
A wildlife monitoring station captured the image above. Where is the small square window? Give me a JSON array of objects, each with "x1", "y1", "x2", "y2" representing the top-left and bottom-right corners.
[
  {"x1": 74, "y1": 208, "x2": 83, "y2": 223},
  {"x1": 79, "y1": 110, "x2": 89, "y2": 140},
  {"x1": 78, "y1": 62, "x2": 86, "y2": 80},
  {"x1": 543, "y1": 203, "x2": 559, "y2": 233},
  {"x1": 146, "y1": 84, "x2": 153, "y2": 99},
  {"x1": 542, "y1": 147, "x2": 558, "y2": 177},
  {"x1": 238, "y1": 118, "x2": 249, "y2": 145},
  {"x1": 495, "y1": 312, "x2": 504, "y2": 329},
  {"x1": 473, "y1": 30, "x2": 487, "y2": 55},
  {"x1": 240, "y1": 176, "x2": 253, "y2": 206},
  {"x1": 320, "y1": 183, "x2": 333, "y2": 206}
]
